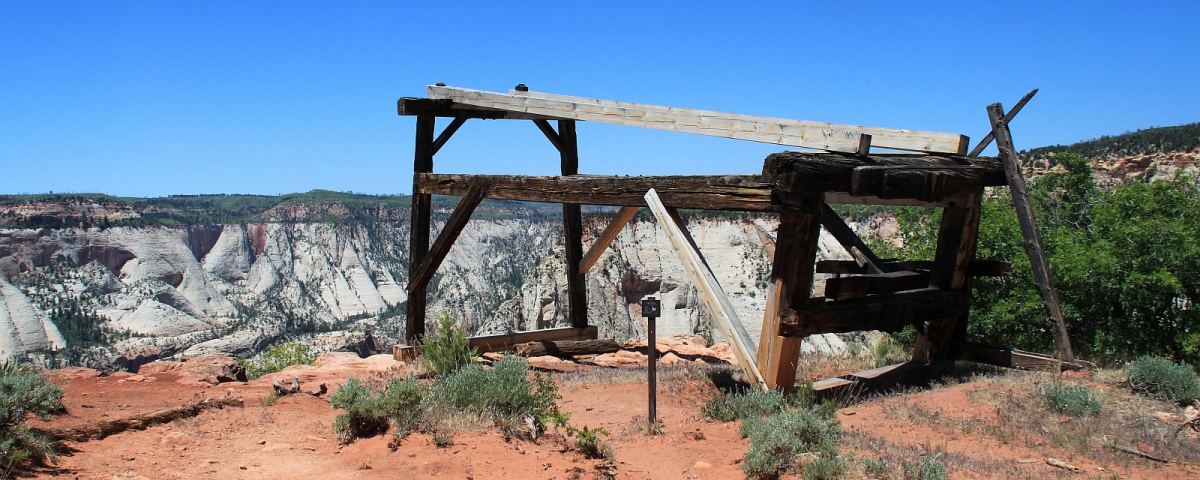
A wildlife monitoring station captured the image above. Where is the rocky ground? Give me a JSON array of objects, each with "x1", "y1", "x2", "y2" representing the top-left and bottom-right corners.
[{"x1": 19, "y1": 336, "x2": 1200, "y2": 479}]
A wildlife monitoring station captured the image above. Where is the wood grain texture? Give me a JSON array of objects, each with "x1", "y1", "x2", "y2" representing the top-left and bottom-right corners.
[
  {"x1": 756, "y1": 201, "x2": 824, "y2": 393},
  {"x1": 820, "y1": 204, "x2": 887, "y2": 274},
  {"x1": 779, "y1": 288, "x2": 972, "y2": 338},
  {"x1": 580, "y1": 206, "x2": 639, "y2": 272},
  {"x1": 406, "y1": 183, "x2": 484, "y2": 292},
  {"x1": 392, "y1": 326, "x2": 600, "y2": 360},
  {"x1": 427, "y1": 85, "x2": 968, "y2": 154},
  {"x1": 911, "y1": 192, "x2": 982, "y2": 363},
  {"x1": 406, "y1": 115, "x2": 436, "y2": 343},
  {"x1": 824, "y1": 271, "x2": 929, "y2": 301},
  {"x1": 763, "y1": 152, "x2": 1006, "y2": 192},
  {"x1": 558, "y1": 120, "x2": 587, "y2": 329},
  {"x1": 645, "y1": 189, "x2": 766, "y2": 388},
  {"x1": 988, "y1": 103, "x2": 1075, "y2": 362},
  {"x1": 816, "y1": 259, "x2": 1012, "y2": 276},
  {"x1": 514, "y1": 339, "x2": 621, "y2": 357}
]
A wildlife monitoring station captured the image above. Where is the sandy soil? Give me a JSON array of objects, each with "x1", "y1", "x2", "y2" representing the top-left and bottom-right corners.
[{"x1": 24, "y1": 355, "x2": 1200, "y2": 479}]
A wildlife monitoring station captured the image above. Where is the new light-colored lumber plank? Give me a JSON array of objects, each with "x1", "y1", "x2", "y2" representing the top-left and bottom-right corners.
[
  {"x1": 644, "y1": 188, "x2": 766, "y2": 389},
  {"x1": 428, "y1": 85, "x2": 967, "y2": 154},
  {"x1": 506, "y1": 87, "x2": 966, "y2": 154},
  {"x1": 580, "y1": 206, "x2": 639, "y2": 272}
]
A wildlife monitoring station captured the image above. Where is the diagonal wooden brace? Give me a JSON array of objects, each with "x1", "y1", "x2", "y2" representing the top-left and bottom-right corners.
[{"x1": 407, "y1": 183, "x2": 485, "y2": 293}]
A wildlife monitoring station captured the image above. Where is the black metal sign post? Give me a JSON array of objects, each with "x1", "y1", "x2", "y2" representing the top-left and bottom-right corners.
[{"x1": 641, "y1": 296, "x2": 661, "y2": 424}]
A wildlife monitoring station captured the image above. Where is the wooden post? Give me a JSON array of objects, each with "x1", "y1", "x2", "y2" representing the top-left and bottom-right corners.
[
  {"x1": 756, "y1": 198, "x2": 824, "y2": 393},
  {"x1": 559, "y1": 120, "x2": 587, "y2": 328},
  {"x1": 911, "y1": 192, "x2": 982, "y2": 363},
  {"x1": 406, "y1": 115, "x2": 436, "y2": 344},
  {"x1": 645, "y1": 301, "x2": 658, "y2": 424},
  {"x1": 987, "y1": 103, "x2": 1075, "y2": 362},
  {"x1": 967, "y1": 89, "x2": 1037, "y2": 158}
]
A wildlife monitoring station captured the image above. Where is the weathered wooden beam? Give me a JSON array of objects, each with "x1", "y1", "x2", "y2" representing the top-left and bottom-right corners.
[
  {"x1": 645, "y1": 188, "x2": 766, "y2": 389},
  {"x1": 418, "y1": 173, "x2": 779, "y2": 212},
  {"x1": 579, "y1": 206, "x2": 638, "y2": 272},
  {"x1": 968, "y1": 89, "x2": 1038, "y2": 158},
  {"x1": 989, "y1": 103, "x2": 1075, "y2": 363},
  {"x1": 406, "y1": 115, "x2": 436, "y2": 344},
  {"x1": 779, "y1": 288, "x2": 971, "y2": 338},
  {"x1": 533, "y1": 119, "x2": 564, "y2": 152},
  {"x1": 431, "y1": 117, "x2": 467, "y2": 155},
  {"x1": 820, "y1": 204, "x2": 887, "y2": 274},
  {"x1": 397, "y1": 97, "x2": 559, "y2": 120},
  {"x1": 816, "y1": 259, "x2": 1012, "y2": 276},
  {"x1": 811, "y1": 361, "x2": 930, "y2": 399},
  {"x1": 757, "y1": 193, "x2": 825, "y2": 394},
  {"x1": 851, "y1": 166, "x2": 985, "y2": 202},
  {"x1": 824, "y1": 271, "x2": 929, "y2": 301},
  {"x1": 393, "y1": 326, "x2": 600, "y2": 360},
  {"x1": 823, "y1": 191, "x2": 972, "y2": 208},
  {"x1": 557, "y1": 120, "x2": 587, "y2": 329},
  {"x1": 763, "y1": 152, "x2": 1007, "y2": 192},
  {"x1": 912, "y1": 191, "x2": 982, "y2": 363},
  {"x1": 407, "y1": 183, "x2": 485, "y2": 293},
  {"x1": 514, "y1": 339, "x2": 621, "y2": 357},
  {"x1": 430, "y1": 85, "x2": 968, "y2": 154}
]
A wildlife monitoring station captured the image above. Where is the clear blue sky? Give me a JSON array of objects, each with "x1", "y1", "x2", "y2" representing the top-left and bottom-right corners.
[{"x1": 2, "y1": 1, "x2": 1196, "y2": 197}]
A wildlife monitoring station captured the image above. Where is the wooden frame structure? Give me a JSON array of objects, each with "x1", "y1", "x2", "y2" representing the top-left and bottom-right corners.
[{"x1": 396, "y1": 84, "x2": 1068, "y2": 393}]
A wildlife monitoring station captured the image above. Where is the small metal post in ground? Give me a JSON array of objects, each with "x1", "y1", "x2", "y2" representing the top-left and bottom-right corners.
[{"x1": 641, "y1": 296, "x2": 661, "y2": 424}]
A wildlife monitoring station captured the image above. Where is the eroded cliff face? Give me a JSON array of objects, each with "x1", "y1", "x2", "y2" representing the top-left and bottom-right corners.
[{"x1": 0, "y1": 215, "x2": 853, "y2": 367}]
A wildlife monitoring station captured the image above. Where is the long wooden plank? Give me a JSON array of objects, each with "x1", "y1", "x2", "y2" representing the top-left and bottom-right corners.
[
  {"x1": 393, "y1": 326, "x2": 600, "y2": 360},
  {"x1": 780, "y1": 288, "x2": 972, "y2": 338},
  {"x1": 406, "y1": 115, "x2": 436, "y2": 344},
  {"x1": 824, "y1": 271, "x2": 929, "y2": 300},
  {"x1": 644, "y1": 188, "x2": 766, "y2": 388},
  {"x1": 988, "y1": 103, "x2": 1075, "y2": 362},
  {"x1": 580, "y1": 206, "x2": 639, "y2": 272},
  {"x1": 407, "y1": 183, "x2": 485, "y2": 292},
  {"x1": 430, "y1": 85, "x2": 969, "y2": 154},
  {"x1": 419, "y1": 173, "x2": 778, "y2": 211},
  {"x1": 816, "y1": 259, "x2": 1012, "y2": 277},
  {"x1": 757, "y1": 203, "x2": 825, "y2": 393},
  {"x1": 763, "y1": 152, "x2": 1007, "y2": 192},
  {"x1": 968, "y1": 89, "x2": 1038, "y2": 157}
]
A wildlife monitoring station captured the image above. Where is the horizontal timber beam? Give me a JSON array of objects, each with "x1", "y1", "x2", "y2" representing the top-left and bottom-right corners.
[
  {"x1": 816, "y1": 259, "x2": 1012, "y2": 277},
  {"x1": 779, "y1": 288, "x2": 971, "y2": 338},
  {"x1": 764, "y1": 152, "x2": 1007, "y2": 192},
  {"x1": 393, "y1": 326, "x2": 600, "y2": 361},
  {"x1": 824, "y1": 271, "x2": 929, "y2": 301},
  {"x1": 429, "y1": 85, "x2": 969, "y2": 154},
  {"x1": 398, "y1": 97, "x2": 561, "y2": 120}
]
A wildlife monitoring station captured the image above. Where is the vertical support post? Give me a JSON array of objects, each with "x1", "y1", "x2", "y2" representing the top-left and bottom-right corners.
[
  {"x1": 642, "y1": 296, "x2": 660, "y2": 425},
  {"x1": 406, "y1": 115, "x2": 435, "y2": 344},
  {"x1": 756, "y1": 195, "x2": 825, "y2": 394},
  {"x1": 559, "y1": 120, "x2": 587, "y2": 328},
  {"x1": 912, "y1": 192, "x2": 982, "y2": 363}
]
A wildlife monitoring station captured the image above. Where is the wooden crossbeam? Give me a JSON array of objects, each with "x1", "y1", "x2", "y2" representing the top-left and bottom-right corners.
[
  {"x1": 824, "y1": 271, "x2": 929, "y2": 301},
  {"x1": 394, "y1": 326, "x2": 599, "y2": 360},
  {"x1": 645, "y1": 188, "x2": 766, "y2": 389},
  {"x1": 779, "y1": 288, "x2": 971, "y2": 338},
  {"x1": 819, "y1": 204, "x2": 887, "y2": 274},
  {"x1": 968, "y1": 89, "x2": 1038, "y2": 157},
  {"x1": 816, "y1": 259, "x2": 1012, "y2": 276},
  {"x1": 407, "y1": 183, "x2": 485, "y2": 293},
  {"x1": 429, "y1": 85, "x2": 970, "y2": 155},
  {"x1": 764, "y1": 152, "x2": 1007, "y2": 193},
  {"x1": 398, "y1": 97, "x2": 560, "y2": 120},
  {"x1": 579, "y1": 206, "x2": 639, "y2": 272}
]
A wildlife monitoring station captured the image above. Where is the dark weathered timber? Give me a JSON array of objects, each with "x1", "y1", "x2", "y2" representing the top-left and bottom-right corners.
[
  {"x1": 763, "y1": 152, "x2": 1007, "y2": 192},
  {"x1": 812, "y1": 361, "x2": 930, "y2": 399},
  {"x1": 533, "y1": 119, "x2": 564, "y2": 152},
  {"x1": 418, "y1": 173, "x2": 779, "y2": 212},
  {"x1": 989, "y1": 103, "x2": 1075, "y2": 362},
  {"x1": 968, "y1": 89, "x2": 1038, "y2": 157},
  {"x1": 816, "y1": 259, "x2": 1012, "y2": 277},
  {"x1": 850, "y1": 166, "x2": 984, "y2": 202},
  {"x1": 820, "y1": 204, "x2": 887, "y2": 274},
  {"x1": 393, "y1": 326, "x2": 601, "y2": 360},
  {"x1": 913, "y1": 192, "x2": 982, "y2": 363},
  {"x1": 779, "y1": 288, "x2": 972, "y2": 338},
  {"x1": 559, "y1": 120, "x2": 588, "y2": 329},
  {"x1": 407, "y1": 183, "x2": 485, "y2": 293},
  {"x1": 406, "y1": 115, "x2": 436, "y2": 343},
  {"x1": 514, "y1": 339, "x2": 621, "y2": 357},
  {"x1": 397, "y1": 98, "x2": 558, "y2": 120},
  {"x1": 757, "y1": 196, "x2": 825, "y2": 394},
  {"x1": 824, "y1": 271, "x2": 929, "y2": 301},
  {"x1": 960, "y1": 342, "x2": 1095, "y2": 371},
  {"x1": 431, "y1": 117, "x2": 468, "y2": 155},
  {"x1": 579, "y1": 206, "x2": 639, "y2": 272}
]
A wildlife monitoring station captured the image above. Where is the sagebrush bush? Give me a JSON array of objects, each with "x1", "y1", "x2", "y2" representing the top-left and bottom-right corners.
[
  {"x1": 565, "y1": 425, "x2": 613, "y2": 461},
  {"x1": 243, "y1": 341, "x2": 318, "y2": 380},
  {"x1": 740, "y1": 407, "x2": 841, "y2": 479},
  {"x1": 800, "y1": 454, "x2": 847, "y2": 480},
  {"x1": 1041, "y1": 384, "x2": 1102, "y2": 416},
  {"x1": 701, "y1": 389, "x2": 793, "y2": 422},
  {"x1": 859, "y1": 456, "x2": 892, "y2": 478},
  {"x1": 421, "y1": 311, "x2": 477, "y2": 376},
  {"x1": 0, "y1": 362, "x2": 64, "y2": 470},
  {"x1": 428, "y1": 356, "x2": 566, "y2": 430},
  {"x1": 330, "y1": 378, "x2": 393, "y2": 443},
  {"x1": 902, "y1": 453, "x2": 949, "y2": 480},
  {"x1": 1128, "y1": 356, "x2": 1200, "y2": 404}
]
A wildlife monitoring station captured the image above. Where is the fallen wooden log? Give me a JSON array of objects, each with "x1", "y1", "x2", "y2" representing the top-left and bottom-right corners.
[
  {"x1": 514, "y1": 339, "x2": 621, "y2": 357},
  {"x1": 1045, "y1": 457, "x2": 1080, "y2": 472},
  {"x1": 40, "y1": 396, "x2": 244, "y2": 443},
  {"x1": 1114, "y1": 444, "x2": 1169, "y2": 463}
]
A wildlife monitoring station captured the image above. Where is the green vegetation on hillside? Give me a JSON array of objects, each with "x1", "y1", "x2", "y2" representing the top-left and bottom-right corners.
[
  {"x1": 1021, "y1": 122, "x2": 1200, "y2": 162},
  {"x1": 874, "y1": 153, "x2": 1200, "y2": 363}
]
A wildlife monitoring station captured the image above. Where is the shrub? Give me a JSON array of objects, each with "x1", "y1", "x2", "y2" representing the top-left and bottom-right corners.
[
  {"x1": 902, "y1": 453, "x2": 949, "y2": 480},
  {"x1": 860, "y1": 456, "x2": 892, "y2": 478},
  {"x1": 428, "y1": 356, "x2": 566, "y2": 431},
  {"x1": 421, "y1": 311, "x2": 477, "y2": 376},
  {"x1": 1042, "y1": 384, "x2": 1102, "y2": 416},
  {"x1": 565, "y1": 425, "x2": 613, "y2": 461},
  {"x1": 0, "y1": 362, "x2": 64, "y2": 470},
  {"x1": 702, "y1": 389, "x2": 791, "y2": 422},
  {"x1": 1128, "y1": 356, "x2": 1200, "y2": 404},
  {"x1": 330, "y1": 376, "x2": 425, "y2": 444},
  {"x1": 741, "y1": 407, "x2": 841, "y2": 479},
  {"x1": 243, "y1": 342, "x2": 318, "y2": 380},
  {"x1": 800, "y1": 454, "x2": 848, "y2": 480}
]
